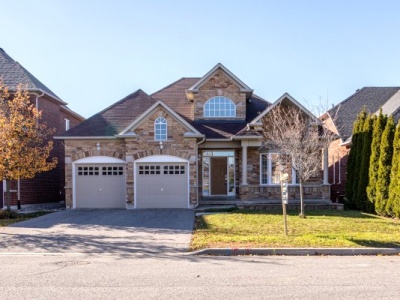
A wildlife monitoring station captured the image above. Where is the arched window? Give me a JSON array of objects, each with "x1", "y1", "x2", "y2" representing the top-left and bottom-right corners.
[
  {"x1": 154, "y1": 117, "x2": 167, "y2": 141},
  {"x1": 204, "y1": 96, "x2": 236, "y2": 118}
]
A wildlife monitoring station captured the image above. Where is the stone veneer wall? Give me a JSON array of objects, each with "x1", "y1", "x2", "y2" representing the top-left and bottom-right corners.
[
  {"x1": 193, "y1": 69, "x2": 247, "y2": 121},
  {"x1": 64, "y1": 107, "x2": 198, "y2": 208},
  {"x1": 238, "y1": 148, "x2": 329, "y2": 200}
]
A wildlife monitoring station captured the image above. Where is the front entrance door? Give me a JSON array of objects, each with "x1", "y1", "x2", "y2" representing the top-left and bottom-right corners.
[{"x1": 211, "y1": 157, "x2": 227, "y2": 195}]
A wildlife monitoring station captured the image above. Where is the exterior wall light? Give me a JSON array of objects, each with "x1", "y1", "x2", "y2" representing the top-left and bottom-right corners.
[
  {"x1": 159, "y1": 141, "x2": 164, "y2": 150},
  {"x1": 96, "y1": 142, "x2": 101, "y2": 151}
]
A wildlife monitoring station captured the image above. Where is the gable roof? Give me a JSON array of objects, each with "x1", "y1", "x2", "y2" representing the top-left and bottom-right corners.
[
  {"x1": 60, "y1": 65, "x2": 271, "y2": 139},
  {"x1": 152, "y1": 76, "x2": 270, "y2": 138},
  {"x1": 186, "y1": 63, "x2": 254, "y2": 101},
  {"x1": 0, "y1": 48, "x2": 63, "y2": 103},
  {"x1": 61, "y1": 90, "x2": 156, "y2": 137},
  {"x1": 328, "y1": 87, "x2": 400, "y2": 140},
  {"x1": 118, "y1": 100, "x2": 202, "y2": 136},
  {"x1": 251, "y1": 92, "x2": 316, "y2": 124}
]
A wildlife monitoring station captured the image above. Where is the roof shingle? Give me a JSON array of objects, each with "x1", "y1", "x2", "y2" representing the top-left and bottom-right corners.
[
  {"x1": 328, "y1": 87, "x2": 400, "y2": 140},
  {"x1": 0, "y1": 48, "x2": 60, "y2": 100},
  {"x1": 63, "y1": 90, "x2": 156, "y2": 136}
]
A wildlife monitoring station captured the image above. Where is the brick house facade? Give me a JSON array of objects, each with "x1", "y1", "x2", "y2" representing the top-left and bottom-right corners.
[
  {"x1": 58, "y1": 64, "x2": 330, "y2": 209},
  {"x1": 0, "y1": 48, "x2": 84, "y2": 208},
  {"x1": 321, "y1": 87, "x2": 400, "y2": 202}
]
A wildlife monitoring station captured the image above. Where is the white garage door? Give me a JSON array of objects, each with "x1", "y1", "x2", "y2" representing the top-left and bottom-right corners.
[
  {"x1": 75, "y1": 163, "x2": 126, "y2": 208},
  {"x1": 135, "y1": 160, "x2": 188, "y2": 209}
]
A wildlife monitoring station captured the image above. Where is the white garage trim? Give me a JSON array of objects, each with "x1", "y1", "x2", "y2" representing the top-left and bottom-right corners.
[
  {"x1": 135, "y1": 155, "x2": 188, "y2": 163},
  {"x1": 74, "y1": 156, "x2": 125, "y2": 164},
  {"x1": 134, "y1": 155, "x2": 189, "y2": 209},
  {"x1": 72, "y1": 156, "x2": 126, "y2": 209}
]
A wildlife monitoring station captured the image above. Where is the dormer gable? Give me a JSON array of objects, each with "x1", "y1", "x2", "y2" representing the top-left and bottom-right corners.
[{"x1": 186, "y1": 63, "x2": 254, "y2": 121}]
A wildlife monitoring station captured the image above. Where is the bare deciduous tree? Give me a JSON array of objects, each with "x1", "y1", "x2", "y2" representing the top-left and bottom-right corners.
[{"x1": 261, "y1": 104, "x2": 335, "y2": 217}]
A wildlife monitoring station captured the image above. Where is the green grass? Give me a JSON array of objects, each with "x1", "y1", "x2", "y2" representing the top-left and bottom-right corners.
[
  {"x1": 190, "y1": 210, "x2": 400, "y2": 250},
  {"x1": 0, "y1": 211, "x2": 52, "y2": 227}
]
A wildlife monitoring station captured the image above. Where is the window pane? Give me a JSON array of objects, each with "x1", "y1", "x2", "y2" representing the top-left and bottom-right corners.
[{"x1": 203, "y1": 96, "x2": 236, "y2": 118}]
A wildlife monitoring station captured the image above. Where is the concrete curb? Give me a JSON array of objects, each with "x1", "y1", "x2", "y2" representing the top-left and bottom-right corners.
[{"x1": 190, "y1": 247, "x2": 400, "y2": 256}]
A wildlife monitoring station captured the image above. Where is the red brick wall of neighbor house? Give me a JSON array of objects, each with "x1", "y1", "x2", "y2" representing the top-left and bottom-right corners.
[
  {"x1": 328, "y1": 138, "x2": 349, "y2": 202},
  {"x1": 5, "y1": 94, "x2": 83, "y2": 207}
]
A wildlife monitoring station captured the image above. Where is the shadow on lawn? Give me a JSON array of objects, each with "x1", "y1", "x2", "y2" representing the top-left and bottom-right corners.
[
  {"x1": 350, "y1": 238, "x2": 400, "y2": 248},
  {"x1": 223, "y1": 209, "x2": 384, "y2": 220}
]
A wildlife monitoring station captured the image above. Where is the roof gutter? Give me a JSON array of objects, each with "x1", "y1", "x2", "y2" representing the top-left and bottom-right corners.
[{"x1": 54, "y1": 136, "x2": 117, "y2": 140}]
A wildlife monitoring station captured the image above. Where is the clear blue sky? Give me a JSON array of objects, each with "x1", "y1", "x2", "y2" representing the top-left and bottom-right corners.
[{"x1": 1, "y1": 0, "x2": 400, "y2": 118}]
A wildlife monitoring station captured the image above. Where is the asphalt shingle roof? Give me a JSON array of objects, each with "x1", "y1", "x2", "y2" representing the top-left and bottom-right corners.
[
  {"x1": 62, "y1": 75, "x2": 270, "y2": 138},
  {"x1": 328, "y1": 87, "x2": 400, "y2": 140},
  {"x1": 63, "y1": 90, "x2": 156, "y2": 136},
  {"x1": 152, "y1": 78, "x2": 270, "y2": 138},
  {"x1": 0, "y1": 48, "x2": 60, "y2": 100}
]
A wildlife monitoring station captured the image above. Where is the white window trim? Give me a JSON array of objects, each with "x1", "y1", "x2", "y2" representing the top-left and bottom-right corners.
[
  {"x1": 259, "y1": 153, "x2": 298, "y2": 186},
  {"x1": 154, "y1": 117, "x2": 167, "y2": 141}
]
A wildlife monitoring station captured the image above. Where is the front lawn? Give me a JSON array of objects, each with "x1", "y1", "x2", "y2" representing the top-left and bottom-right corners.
[
  {"x1": 190, "y1": 210, "x2": 400, "y2": 250},
  {"x1": 0, "y1": 211, "x2": 51, "y2": 227}
]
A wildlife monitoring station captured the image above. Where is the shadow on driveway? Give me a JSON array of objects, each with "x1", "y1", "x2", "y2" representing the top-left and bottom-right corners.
[{"x1": 0, "y1": 209, "x2": 195, "y2": 255}]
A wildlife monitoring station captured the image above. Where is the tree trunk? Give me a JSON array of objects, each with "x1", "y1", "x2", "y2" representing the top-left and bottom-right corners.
[
  {"x1": 299, "y1": 179, "x2": 305, "y2": 218},
  {"x1": 5, "y1": 179, "x2": 11, "y2": 211}
]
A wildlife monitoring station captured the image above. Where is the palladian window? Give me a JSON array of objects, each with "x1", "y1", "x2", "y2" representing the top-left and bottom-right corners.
[
  {"x1": 154, "y1": 117, "x2": 167, "y2": 141},
  {"x1": 204, "y1": 96, "x2": 236, "y2": 118}
]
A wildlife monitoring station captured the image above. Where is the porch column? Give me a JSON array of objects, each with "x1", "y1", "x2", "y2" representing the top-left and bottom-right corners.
[
  {"x1": 323, "y1": 147, "x2": 329, "y2": 184},
  {"x1": 242, "y1": 144, "x2": 248, "y2": 186}
]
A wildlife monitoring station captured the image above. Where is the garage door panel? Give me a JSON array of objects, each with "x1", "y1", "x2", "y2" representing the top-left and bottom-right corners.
[
  {"x1": 75, "y1": 164, "x2": 125, "y2": 208},
  {"x1": 136, "y1": 163, "x2": 188, "y2": 209}
]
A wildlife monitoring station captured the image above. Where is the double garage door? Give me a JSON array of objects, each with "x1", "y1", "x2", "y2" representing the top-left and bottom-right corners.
[
  {"x1": 74, "y1": 156, "x2": 188, "y2": 209},
  {"x1": 135, "y1": 163, "x2": 188, "y2": 209}
]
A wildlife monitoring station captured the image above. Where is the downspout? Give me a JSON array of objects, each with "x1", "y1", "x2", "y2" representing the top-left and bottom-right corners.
[{"x1": 195, "y1": 137, "x2": 206, "y2": 208}]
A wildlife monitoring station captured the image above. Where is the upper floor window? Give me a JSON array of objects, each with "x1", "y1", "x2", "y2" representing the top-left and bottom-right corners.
[
  {"x1": 65, "y1": 119, "x2": 70, "y2": 131},
  {"x1": 154, "y1": 117, "x2": 167, "y2": 141},
  {"x1": 204, "y1": 96, "x2": 236, "y2": 118}
]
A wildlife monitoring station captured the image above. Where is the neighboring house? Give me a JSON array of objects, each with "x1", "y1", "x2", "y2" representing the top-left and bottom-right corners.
[
  {"x1": 321, "y1": 87, "x2": 400, "y2": 202},
  {"x1": 0, "y1": 48, "x2": 84, "y2": 208},
  {"x1": 57, "y1": 63, "x2": 330, "y2": 209}
]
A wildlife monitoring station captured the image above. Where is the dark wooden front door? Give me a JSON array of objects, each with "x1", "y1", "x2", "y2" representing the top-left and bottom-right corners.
[{"x1": 211, "y1": 157, "x2": 227, "y2": 195}]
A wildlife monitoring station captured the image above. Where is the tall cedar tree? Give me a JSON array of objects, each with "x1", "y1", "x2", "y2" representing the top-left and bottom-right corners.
[
  {"x1": 366, "y1": 110, "x2": 387, "y2": 212},
  {"x1": 345, "y1": 108, "x2": 367, "y2": 208},
  {"x1": 356, "y1": 114, "x2": 373, "y2": 211},
  {"x1": 374, "y1": 115, "x2": 395, "y2": 215},
  {"x1": 386, "y1": 123, "x2": 400, "y2": 217},
  {"x1": 0, "y1": 82, "x2": 57, "y2": 210}
]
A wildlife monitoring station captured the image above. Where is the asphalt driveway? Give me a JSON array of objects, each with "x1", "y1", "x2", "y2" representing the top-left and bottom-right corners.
[{"x1": 0, "y1": 209, "x2": 194, "y2": 255}]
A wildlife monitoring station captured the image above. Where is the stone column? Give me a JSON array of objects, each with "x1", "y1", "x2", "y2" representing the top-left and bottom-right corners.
[
  {"x1": 242, "y1": 143, "x2": 248, "y2": 186},
  {"x1": 323, "y1": 147, "x2": 329, "y2": 185}
]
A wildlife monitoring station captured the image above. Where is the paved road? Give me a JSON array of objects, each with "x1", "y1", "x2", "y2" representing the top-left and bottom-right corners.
[
  {"x1": 0, "y1": 209, "x2": 194, "y2": 254},
  {"x1": 0, "y1": 254, "x2": 399, "y2": 299}
]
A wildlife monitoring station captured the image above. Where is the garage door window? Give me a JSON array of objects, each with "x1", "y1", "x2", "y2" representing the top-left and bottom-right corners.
[
  {"x1": 78, "y1": 166, "x2": 99, "y2": 176},
  {"x1": 102, "y1": 166, "x2": 124, "y2": 176},
  {"x1": 139, "y1": 165, "x2": 161, "y2": 175},
  {"x1": 164, "y1": 165, "x2": 185, "y2": 175},
  {"x1": 138, "y1": 165, "x2": 185, "y2": 175}
]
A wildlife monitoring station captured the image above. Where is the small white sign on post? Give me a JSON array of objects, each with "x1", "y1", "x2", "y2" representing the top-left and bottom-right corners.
[{"x1": 280, "y1": 173, "x2": 289, "y2": 236}]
